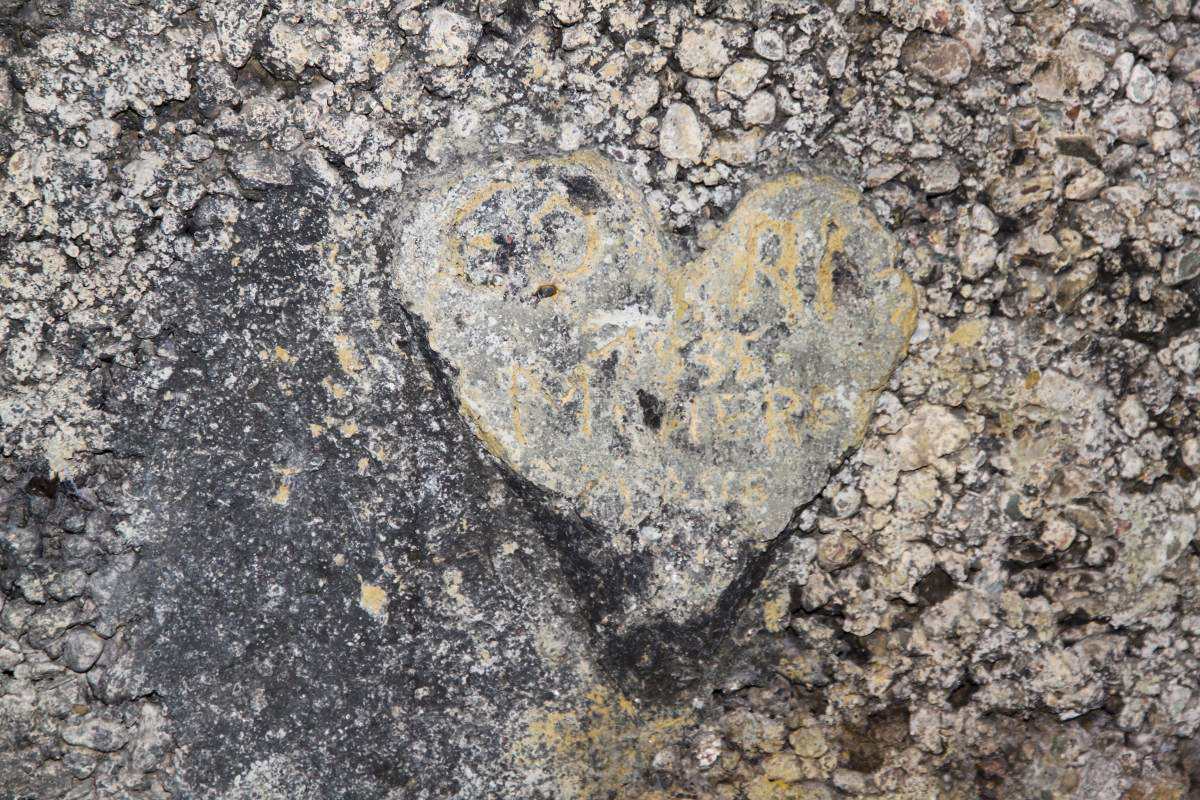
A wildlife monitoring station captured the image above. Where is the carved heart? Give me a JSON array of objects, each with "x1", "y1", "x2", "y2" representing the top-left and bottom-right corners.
[{"x1": 391, "y1": 152, "x2": 915, "y2": 650}]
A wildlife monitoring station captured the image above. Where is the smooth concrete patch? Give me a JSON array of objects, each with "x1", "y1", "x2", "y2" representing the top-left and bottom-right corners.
[{"x1": 391, "y1": 152, "x2": 917, "y2": 639}]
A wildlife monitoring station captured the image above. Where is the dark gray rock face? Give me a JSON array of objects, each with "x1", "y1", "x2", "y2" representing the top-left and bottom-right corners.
[{"x1": 116, "y1": 186, "x2": 596, "y2": 799}]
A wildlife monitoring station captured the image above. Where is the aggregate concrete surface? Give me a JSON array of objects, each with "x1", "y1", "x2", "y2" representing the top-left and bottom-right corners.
[{"x1": 2, "y1": 0, "x2": 1200, "y2": 798}]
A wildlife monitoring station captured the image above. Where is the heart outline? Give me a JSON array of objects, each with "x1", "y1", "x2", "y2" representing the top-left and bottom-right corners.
[{"x1": 391, "y1": 152, "x2": 917, "y2": 671}]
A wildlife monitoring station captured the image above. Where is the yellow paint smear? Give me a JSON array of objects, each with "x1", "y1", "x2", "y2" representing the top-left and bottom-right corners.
[
  {"x1": 815, "y1": 217, "x2": 848, "y2": 320},
  {"x1": 730, "y1": 214, "x2": 802, "y2": 317},
  {"x1": 448, "y1": 175, "x2": 602, "y2": 288},
  {"x1": 875, "y1": 268, "x2": 920, "y2": 342},
  {"x1": 763, "y1": 387, "x2": 803, "y2": 454},
  {"x1": 454, "y1": 181, "x2": 515, "y2": 228},
  {"x1": 512, "y1": 684, "x2": 691, "y2": 800},
  {"x1": 358, "y1": 580, "x2": 388, "y2": 619},
  {"x1": 528, "y1": 194, "x2": 601, "y2": 282},
  {"x1": 460, "y1": 400, "x2": 512, "y2": 464},
  {"x1": 563, "y1": 366, "x2": 592, "y2": 437},
  {"x1": 334, "y1": 334, "x2": 364, "y2": 375},
  {"x1": 947, "y1": 318, "x2": 987, "y2": 348},
  {"x1": 465, "y1": 234, "x2": 498, "y2": 251},
  {"x1": 327, "y1": 267, "x2": 344, "y2": 312},
  {"x1": 322, "y1": 376, "x2": 348, "y2": 399},
  {"x1": 509, "y1": 366, "x2": 551, "y2": 447},
  {"x1": 763, "y1": 590, "x2": 791, "y2": 633},
  {"x1": 271, "y1": 483, "x2": 289, "y2": 506},
  {"x1": 807, "y1": 383, "x2": 839, "y2": 434}
]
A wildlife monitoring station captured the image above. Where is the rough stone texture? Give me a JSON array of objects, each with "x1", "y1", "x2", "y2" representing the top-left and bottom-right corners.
[
  {"x1": 901, "y1": 33, "x2": 974, "y2": 86},
  {"x1": 677, "y1": 20, "x2": 731, "y2": 78},
  {"x1": 391, "y1": 152, "x2": 915, "y2": 651},
  {"x1": 422, "y1": 7, "x2": 481, "y2": 68},
  {"x1": 61, "y1": 626, "x2": 105, "y2": 673},
  {"x1": 3, "y1": 0, "x2": 1200, "y2": 798},
  {"x1": 659, "y1": 102, "x2": 707, "y2": 164}
]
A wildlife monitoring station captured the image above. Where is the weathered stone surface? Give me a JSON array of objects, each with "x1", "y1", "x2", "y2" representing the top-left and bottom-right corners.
[
  {"x1": 61, "y1": 715, "x2": 130, "y2": 752},
  {"x1": 8, "y1": 0, "x2": 1200, "y2": 797},
  {"x1": 742, "y1": 90, "x2": 777, "y2": 127},
  {"x1": 228, "y1": 148, "x2": 294, "y2": 190},
  {"x1": 677, "y1": 20, "x2": 731, "y2": 77},
  {"x1": 423, "y1": 7, "x2": 480, "y2": 68},
  {"x1": 204, "y1": 0, "x2": 265, "y2": 68},
  {"x1": 1163, "y1": 239, "x2": 1200, "y2": 285},
  {"x1": 116, "y1": 186, "x2": 606, "y2": 799},
  {"x1": 752, "y1": 29, "x2": 786, "y2": 62},
  {"x1": 718, "y1": 59, "x2": 769, "y2": 100},
  {"x1": 61, "y1": 626, "x2": 105, "y2": 672},
  {"x1": 390, "y1": 152, "x2": 916, "y2": 643},
  {"x1": 1100, "y1": 102, "x2": 1155, "y2": 144},
  {"x1": 659, "y1": 102, "x2": 707, "y2": 163},
  {"x1": 901, "y1": 33, "x2": 973, "y2": 85},
  {"x1": 888, "y1": 404, "x2": 972, "y2": 470}
]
